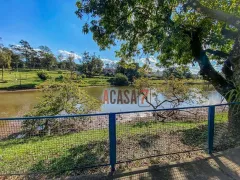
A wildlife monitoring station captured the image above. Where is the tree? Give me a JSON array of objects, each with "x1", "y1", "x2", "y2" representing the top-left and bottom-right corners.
[
  {"x1": 10, "y1": 51, "x2": 24, "y2": 70},
  {"x1": 116, "y1": 59, "x2": 140, "y2": 82},
  {"x1": 10, "y1": 40, "x2": 38, "y2": 69},
  {"x1": 23, "y1": 81, "x2": 101, "y2": 135},
  {"x1": 181, "y1": 66, "x2": 193, "y2": 79},
  {"x1": 39, "y1": 46, "x2": 57, "y2": 70},
  {"x1": 58, "y1": 51, "x2": 77, "y2": 78},
  {"x1": 0, "y1": 46, "x2": 11, "y2": 81},
  {"x1": 67, "y1": 51, "x2": 77, "y2": 79},
  {"x1": 79, "y1": 52, "x2": 104, "y2": 77},
  {"x1": 134, "y1": 76, "x2": 206, "y2": 121},
  {"x1": 57, "y1": 53, "x2": 66, "y2": 69},
  {"x1": 76, "y1": 0, "x2": 240, "y2": 135},
  {"x1": 111, "y1": 73, "x2": 129, "y2": 86},
  {"x1": 162, "y1": 66, "x2": 192, "y2": 79},
  {"x1": 138, "y1": 62, "x2": 152, "y2": 77},
  {"x1": 162, "y1": 67, "x2": 183, "y2": 79}
]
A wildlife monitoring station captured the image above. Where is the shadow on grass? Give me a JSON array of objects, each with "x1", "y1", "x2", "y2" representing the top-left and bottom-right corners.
[
  {"x1": 0, "y1": 128, "x2": 84, "y2": 149},
  {"x1": 0, "y1": 117, "x2": 92, "y2": 149},
  {"x1": 135, "y1": 134, "x2": 160, "y2": 150},
  {"x1": 132, "y1": 121, "x2": 158, "y2": 128},
  {"x1": 181, "y1": 122, "x2": 240, "y2": 151},
  {"x1": 181, "y1": 125, "x2": 208, "y2": 148},
  {"x1": 29, "y1": 140, "x2": 109, "y2": 177},
  {"x1": 1, "y1": 83, "x2": 38, "y2": 90},
  {"x1": 0, "y1": 134, "x2": 59, "y2": 149}
]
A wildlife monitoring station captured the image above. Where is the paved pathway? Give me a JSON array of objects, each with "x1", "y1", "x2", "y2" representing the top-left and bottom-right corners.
[{"x1": 112, "y1": 147, "x2": 240, "y2": 180}]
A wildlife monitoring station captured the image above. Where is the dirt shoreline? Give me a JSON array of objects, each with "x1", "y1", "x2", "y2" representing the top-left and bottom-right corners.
[
  {"x1": 0, "y1": 88, "x2": 40, "y2": 93},
  {"x1": 0, "y1": 82, "x2": 208, "y2": 93},
  {"x1": 0, "y1": 85, "x2": 113, "y2": 93}
]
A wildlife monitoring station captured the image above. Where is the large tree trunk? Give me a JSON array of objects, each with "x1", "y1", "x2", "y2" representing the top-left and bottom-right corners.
[
  {"x1": 228, "y1": 105, "x2": 240, "y2": 137},
  {"x1": 189, "y1": 29, "x2": 240, "y2": 136},
  {"x1": 230, "y1": 34, "x2": 240, "y2": 87},
  {"x1": 227, "y1": 33, "x2": 240, "y2": 136},
  {"x1": 189, "y1": 29, "x2": 234, "y2": 97}
]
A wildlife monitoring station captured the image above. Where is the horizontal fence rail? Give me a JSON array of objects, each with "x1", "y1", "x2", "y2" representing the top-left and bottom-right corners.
[
  {"x1": 0, "y1": 103, "x2": 240, "y2": 176},
  {"x1": 1, "y1": 102, "x2": 240, "y2": 121}
]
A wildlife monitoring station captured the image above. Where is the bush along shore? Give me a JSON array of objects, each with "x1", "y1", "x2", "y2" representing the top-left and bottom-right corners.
[{"x1": 0, "y1": 69, "x2": 207, "y2": 91}]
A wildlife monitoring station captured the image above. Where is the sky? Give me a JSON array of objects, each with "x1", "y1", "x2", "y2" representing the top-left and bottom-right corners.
[
  {"x1": 0, "y1": 0, "x2": 119, "y2": 60},
  {"x1": 0, "y1": 0, "x2": 222, "y2": 74}
]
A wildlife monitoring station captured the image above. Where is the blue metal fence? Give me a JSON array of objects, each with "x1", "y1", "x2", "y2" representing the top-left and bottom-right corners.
[
  {"x1": 208, "y1": 106, "x2": 215, "y2": 154},
  {"x1": 0, "y1": 103, "x2": 239, "y2": 175}
]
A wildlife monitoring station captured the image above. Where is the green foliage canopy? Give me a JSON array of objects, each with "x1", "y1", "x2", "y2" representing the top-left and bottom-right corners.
[
  {"x1": 27, "y1": 81, "x2": 101, "y2": 116},
  {"x1": 23, "y1": 81, "x2": 101, "y2": 135},
  {"x1": 111, "y1": 73, "x2": 129, "y2": 86},
  {"x1": 163, "y1": 66, "x2": 192, "y2": 79},
  {"x1": 76, "y1": 0, "x2": 238, "y2": 63},
  {"x1": 0, "y1": 46, "x2": 11, "y2": 81},
  {"x1": 116, "y1": 59, "x2": 140, "y2": 82},
  {"x1": 39, "y1": 46, "x2": 57, "y2": 70},
  {"x1": 79, "y1": 51, "x2": 104, "y2": 77},
  {"x1": 76, "y1": 0, "x2": 240, "y2": 97}
]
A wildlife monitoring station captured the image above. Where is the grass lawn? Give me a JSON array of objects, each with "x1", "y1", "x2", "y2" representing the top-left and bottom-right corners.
[
  {"x1": 0, "y1": 70, "x2": 111, "y2": 90},
  {"x1": 0, "y1": 69, "x2": 206, "y2": 90},
  {"x1": 0, "y1": 112, "x2": 229, "y2": 175},
  {"x1": 0, "y1": 69, "x2": 64, "y2": 90},
  {"x1": 79, "y1": 76, "x2": 111, "y2": 87}
]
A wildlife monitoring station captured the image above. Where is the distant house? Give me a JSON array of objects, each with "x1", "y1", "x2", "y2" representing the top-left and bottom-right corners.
[{"x1": 103, "y1": 68, "x2": 116, "y2": 76}]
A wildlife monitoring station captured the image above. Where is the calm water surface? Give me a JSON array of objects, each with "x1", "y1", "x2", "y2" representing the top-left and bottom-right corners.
[{"x1": 0, "y1": 86, "x2": 224, "y2": 118}]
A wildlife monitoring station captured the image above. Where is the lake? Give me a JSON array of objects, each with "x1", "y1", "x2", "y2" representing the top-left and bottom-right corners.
[{"x1": 0, "y1": 85, "x2": 224, "y2": 118}]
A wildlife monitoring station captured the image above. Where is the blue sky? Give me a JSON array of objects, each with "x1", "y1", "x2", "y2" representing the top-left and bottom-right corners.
[
  {"x1": 0, "y1": 0, "x2": 221, "y2": 74},
  {"x1": 0, "y1": 0, "x2": 119, "y2": 60}
]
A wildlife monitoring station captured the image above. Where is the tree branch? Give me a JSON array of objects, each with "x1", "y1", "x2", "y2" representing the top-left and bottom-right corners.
[
  {"x1": 198, "y1": 51, "x2": 234, "y2": 97},
  {"x1": 221, "y1": 26, "x2": 238, "y2": 39},
  {"x1": 205, "y1": 49, "x2": 229, "y2": 58},
  {"x1": 222, "y1": 58, "x2": 233, "y2": 80},
  {"x1": 188, "y1": 30, "x2": 234, "y2": 97},
  {"x1": 184, "y1": 0, "x2": 240, "y2": 30}
]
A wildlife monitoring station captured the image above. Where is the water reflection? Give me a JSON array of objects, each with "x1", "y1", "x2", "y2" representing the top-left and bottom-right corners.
[{"x1": 0, "y1": 85, "x2": 224, "y2": 118}]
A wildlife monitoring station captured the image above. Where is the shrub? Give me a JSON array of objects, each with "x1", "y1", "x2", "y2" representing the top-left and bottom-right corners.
[
  {"x1": 23, "y1": 82, "x2": 101, "y2": 136},
  {"x1": 111, "y1": 73, "x2": 129, "y2": 86},
  {"x1": 81, "y1": 74, "x2": 86, "y2": 78},
  {"x1": 58, "y1": 71, "x2": 63, "y2": 74},
  {"x1": 37, "y1": 71, "x2": 49, "y2": 81},
  {"x1": 55, "y1": 75, "x2": 64, "y2": 81}
]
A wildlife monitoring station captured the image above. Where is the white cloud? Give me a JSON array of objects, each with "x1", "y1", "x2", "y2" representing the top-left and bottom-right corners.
[
  {"x1": 101, "y1": 58, "x2": 117, "y2": 64},
  {"x1": 101, "y1": 58, "x2": 116, "y2": 64},
  {"x1": 137, "y1": 56, "x2": 163, "y2": 72},
  {"x1": 34, "y1": 48, "x2": 41, "y2": 52},
  {"x1": 101, "y1": 56, "x2": 163, "y2": 72},
  {"x1": 101, "y1": 58, "x2": 118, "y2": 68},
  {"x1": 55, "y1": 51, "x2": 223, "y2": 75},
  {"x1": 58, "y1": 50, "x2": 81, "y2": 60}
]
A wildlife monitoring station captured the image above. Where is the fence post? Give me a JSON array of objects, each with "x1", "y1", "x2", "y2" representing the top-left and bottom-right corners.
[
  {"x1": 109, "y1": 113, "x2": 116, "y2": 172},
  {"x1": 208, "y1": 106, "x2": 215, "y2": 154}
]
